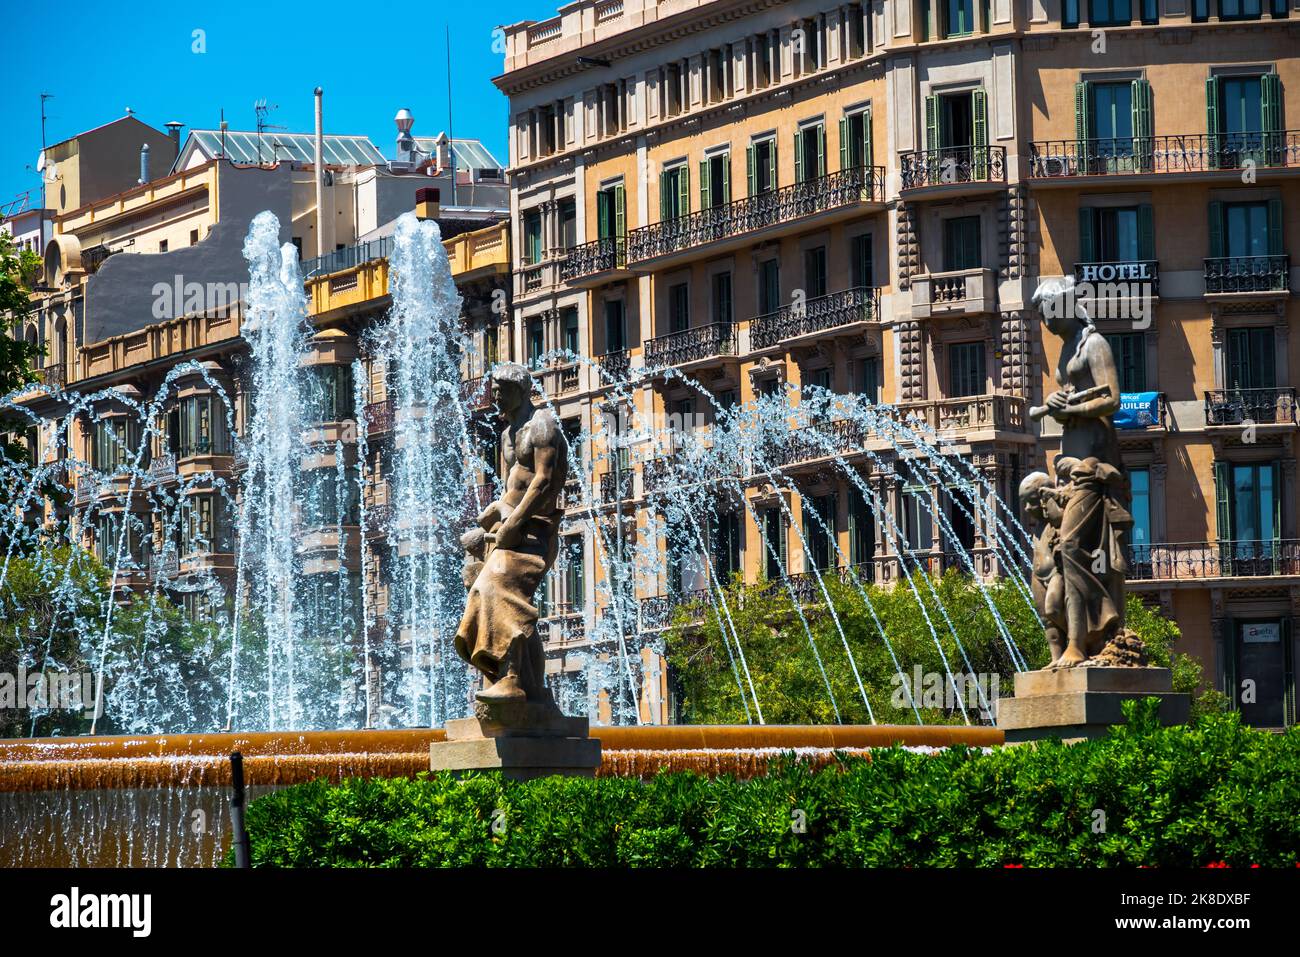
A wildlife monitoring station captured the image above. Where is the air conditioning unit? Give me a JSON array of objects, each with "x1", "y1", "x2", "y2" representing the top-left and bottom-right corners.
[{"x1": 1038, "y1": 153, "x2": 1076, "y2": 177}]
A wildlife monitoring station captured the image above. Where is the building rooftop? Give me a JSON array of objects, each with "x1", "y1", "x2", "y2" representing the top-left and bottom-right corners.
[{"x1": 176, "y1": 130, "x2": 389, "y2": 169}]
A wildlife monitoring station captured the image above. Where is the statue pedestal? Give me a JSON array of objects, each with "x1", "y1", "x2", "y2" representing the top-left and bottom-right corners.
[
  {"x1": 430, "y1": 702, "x2": 601, "y2": 781},
  {"x1": 997, "y1": 667, "x2": 1189, "y2": 743}
]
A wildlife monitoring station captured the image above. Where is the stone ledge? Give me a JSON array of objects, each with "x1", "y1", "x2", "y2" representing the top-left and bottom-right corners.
[
  {"x1": 1013, "y1": 666, "x2": 1173, "y2": 698},
  {"x1": 429, "y1": 736, "x2": 601, "y2": 781}
]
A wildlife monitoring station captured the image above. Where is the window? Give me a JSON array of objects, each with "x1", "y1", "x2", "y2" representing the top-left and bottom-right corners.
[
  {"x1": 712, "y1": 510, "x2": 742, "y2": 582},
  {"x1": 1227, "y1": 462, "x2": 1279, "y2": 545},
  {"x1": 159, "y1": 239, "x2": 168, "y2": 253},
  {"x1": 604, "y1": 299, "x2": 626, "y2": 353},
  {"x1": 1220, "y1": 0, "x2": 1263, "y2": 19},
  {"x1": 559, "y1": 199, "x2": 577, "y2": 250},
  {"x1": 1215, "y1": 201, "x2": 1276, "y2": 259},
  {"x1": 660, "y1": 165, "x2": 689, "y2": 221},
  {"x1": 849, "y1": 486, "x2": 875, "y2": 567},
  {"x1": 804, "y1": 246, "x2": 827, "y2": 299},
  {"x1": 758, "y1": 259, "x2": 780, "y2": 314},
  {"x1": 562, "y1": 535, "x2": 585, "y2": 612},
  {"x1": 711, "y1": 272, "x2": 733, "y2": 325},
  {"x1": 523, "y1": 210, "x2": 543, "y2": 265},
  {"x1": 1140, "y1": 0, "x2": 1158, "y2": 23},
  {"x1": 749, "y1": 138, "x2": 777, "y2": 195},
  {"x1": 946, "y1": 487, "x2": 977, "y2": 554},
  {"x1": 305, "y1": 364, "x2": 353, "y2": 425},
  {"x1": 177, "y1": 493, "x2": 230, "y2": 557},
  {"x1": 93, "y1": 417, "x2": 142, "y2": 471},
  {"x1": 807, "y1": 367, "x2": 833, "y2": 391},
  {"x1": 562, "y1": 307, "x2": 580, "y2": 356},
  {"x1": 596, "y1": 183, "x2": 626, "y2": 240},
  {"x1": 671, "y1": 397, "x2": 696, "y2": 434},
  {"x1": 1208, "y1": 74, "x2": 1283, "y2": 166},
  {"x1": 1105, "y1": 333, "x2": 1147, "y2": 392},
  {"x1": 804, "y1": 494, "x2": 837, "y2": 571},
  {"x1": 943, "y1": 216, "x2": 982, "y2": 271},
  {"x1": 1063, "y1": 0, "x2": 1080, "y2": 23},
  {"x1": 669, "y1": 283, "x2": 690, "y2": 333},
  {"x1": 700, "y1": 152, "x2": 731, "y2": 209},
  {"x1": 190, "y1": 229, "x2": 199, "y2": 246},
  {"x1": 795, "y1": 123, "x2": 826, "y2": 184},
  {"x1": 900, "y1": 483, "x2": 933, "y2": 552},
  {"x1": 841, "y1": 109, "x2": 873, "y2": 171},
  {"x1": 858, "y1": 357, "x2": 881, "y2": 403},
  {"x1": 944, "y1": 0, "x2": 975, "y2": 36},
  {"x1": 949, "y1": 342, "x2": 985, "y2": 397},
  {"x1": 170, "y1": 394, "x2": 233, "y2": 458},
  {"x1": 846, "y1": 3, "x2": 867, "y2": 57},
  {"x1": 527, "y1": 318, "x2": 545, "y2": 367},
  {"x1": 1225, "y1": 327, "x2": 1275, "y2": 390},
  {"x1": 301, "y1": 467, "x2": 359, "y2": 528},
  {"x1": 1079, "y1": 205, "x2": 1153, "y2": 263},
  {"x1": 95, "y1": 511, "x2": 148, "y2": 568},
  {"x1": 1234, "y1": 619, "x2": 1287, "y2": 728},
  {"x1": 1090, "y1": 82, "x2": 1135, "y2": 164},
  {"x1": 1088, "y1": 0, "x2": 1130, "y2": 26},
  {"x1": 761, "y1": 508, "x2": 787, "y2": 580},
  {"x1": 1129, "y1": 468, "x2": 1151, "y2": 560},
  {"x1": 851, "y1": 233, "x2": 874, "y2": 288}
]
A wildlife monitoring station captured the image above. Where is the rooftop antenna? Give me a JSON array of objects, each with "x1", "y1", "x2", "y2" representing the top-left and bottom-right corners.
[
  {"x1": 446, "y1": 25, "x2": 457, "y2": 206},
  {"x1": 254, "y1": 99, "x2": 284, "y2": 165},
  {"x1": 39, "y1": 93, "x2": 52, "y2": 211},
  {"x1": 219, "y1": 108, "x2": 228, "y2": 160}
]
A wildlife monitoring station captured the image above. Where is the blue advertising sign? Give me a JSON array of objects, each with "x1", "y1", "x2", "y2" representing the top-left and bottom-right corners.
[{"x1": 1115, "y1": 392, "x2": 1160, "y2": 430}]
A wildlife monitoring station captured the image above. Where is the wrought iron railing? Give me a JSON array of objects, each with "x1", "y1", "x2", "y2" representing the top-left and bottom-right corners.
[
  {"x1": 1128, "y1": 540, "x2": 1300, "y2": 581},
  {"x1": 537, "y1": 610, "x2": 585, "y2": 643},
  {"x1": 364, "y1": 398, "x2": 395, "y2": 435},
  {"x1": 1027, "y1": 132, "x2": 1300, "y2": 178},
  {"x1": 148, "y1": 454, "x2": 177, "y2": 485},
  {"x1": 644, "y1": 322, "x2": 736, "y2": 368},
  {"x1": 1203, "y1": 255, "x2": 1290, "y2": 295},
  {"x1": 558, "y1": 237, "x2": 626, "y2": 281},
  {"x1": 597, "y1": 349, "x2": 630, "y2": 384},
  {"x1": 626, "y1": 166, "x2": 884, "y2": 263},
  {"x1": 760, "y1": 419, "x2": 867, "y2": 471},
  {"x1": 899, "y1": 145, "x2": 1006, "y2": 189},
  {"x1": 1204, "y1": 387, "x2": 1297, "y2": 426},
  {"x1": 460, "y1": 376, "x2": 493, "y2": 412},
  {"x1": 41, "y1": 364, "x2": 67, "y2": 390},
  {"x1": 600, "y1": 470, "x2": 633, "y2": 504},
  {"x1": 750, "y1": 286, "x2": 882, "y2": 350}
]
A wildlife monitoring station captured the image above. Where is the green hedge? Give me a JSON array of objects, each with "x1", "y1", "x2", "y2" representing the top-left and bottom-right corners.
[{"x1": 236, "y1": 702, "x2": 1300, "y2": 867}]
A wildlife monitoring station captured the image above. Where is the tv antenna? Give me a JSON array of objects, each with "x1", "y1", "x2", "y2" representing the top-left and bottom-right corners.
[{"x1": 254, "y1": 99, "x2": 285, "y2": 165}]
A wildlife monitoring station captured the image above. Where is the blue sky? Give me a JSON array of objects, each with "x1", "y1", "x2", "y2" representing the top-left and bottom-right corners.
[{"x1": 0, "y1": 0, "x2": 550, "y2": 208}]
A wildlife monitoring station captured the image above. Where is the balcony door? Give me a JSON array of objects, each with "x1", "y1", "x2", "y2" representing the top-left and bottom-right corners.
[
  {"x1": 1075, "y1": 79, "x2": 1152, "y2": 172},
  {"x1": 1225, "y1": 326, "x2": 1275, "y2": 391},
  {"x1": 1232, "y1": 620, "x2": 1290, "y2": 728},
  {"x1": 596, "y1": 183, "x2": 625, "y2": 241},
  {"x1": 1208, "y1": 73, "x2": 1282, "y2": 166},
  {"x1": 1215, "y1": 460, "x2": 1280, "y2": 564},
  {"x1": 924, "y1": 89, "x2": 989, "y2": 180},
  {"x1": 660, "y1": 165, "x2": 690, "y2": 222},
  {"x1": 943, "y1": 215, "x2": 982, "y2": 272},
  {"x1": 699, "y1": 152, "x2": 731, "y2": 210},
  {"x1": 794, "y1": 123, "x2": 827, "y2": 184},
  {"x1": 949, "y1": 341, "x2": 986, "y2": 397}
]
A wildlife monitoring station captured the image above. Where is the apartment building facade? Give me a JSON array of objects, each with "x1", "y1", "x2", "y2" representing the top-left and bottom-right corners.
[{"x1": 496, "y1": 0, "x2": 1300, "y2": 726}]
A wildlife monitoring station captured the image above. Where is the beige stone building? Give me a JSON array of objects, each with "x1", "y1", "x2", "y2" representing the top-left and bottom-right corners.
[{"x1": 495, "y1": 0, "x2": 1300, "y2": 726}]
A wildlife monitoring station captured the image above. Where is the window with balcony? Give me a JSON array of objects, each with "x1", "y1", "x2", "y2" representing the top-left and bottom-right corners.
[
  {"x1": 93, "y1": 417, "x2": 143, "y2": 471},
  {"x1": 669, "y1": 283, "x2": 690, "y2": 334},
  {"x1": 302, "y1": 467, "x2": 359, "y2": 528},
  {"x1": 795, "y1": 123, "x2": 826, "y2": 184},
  {"x1": 1130, "y1": 467, "x2": 1152, "y2": 560},
  {"x1": 841, "y1": 109, "x2": 873, "y2": 171},
  {"x1": 943, "y1": 215, "x2": 982, "y2": 271},
  {"x1": 849, "y1": 487, "x2": 875, "y2": 566},
  {"x1": 306, "y1": 364, "x2": 354, "y2": 426},
  {"x1": 712, "y1": 272, "x2": 733, "y2": 325},
  {"x1": 858, "y1": 357, "x2": 881, "y2": 403},
  {"x1": 1215, "y1": 461, "x2": 1280, "y2": 551},
  {"x1": 949, "y1": 341, "x2": 986, "y2": 397},
  {"x1": 95, "y1": 511, "x2": 148, "y2": 568},
  {"x1": 899, "y1": 483, "x2": 934, "y2": 553},
  {"x1": 807, "y1": 367, "x2": 833, "y2": 392},
  {"x1": 562, "y1": 535, "x2": 585, "y2": 612},
  {"x1": 169, "y1": 393, "x2": 233, "y2": 458},
  {"x1": 561, "y1": 307, "x2": 579, "y2": 357},
  {"x1": 660, "y1": 165, "x2": 689, "y2": 221},
  {"x1": 712, "y1": 510, "x2": 742, "y2": 582},
  {"x1": 1208, "y1": 73, "x2": 1282, "y2": 165},
  {"x1": 700, "y1": 152, "x2": 731, "y2": 209},
  {"x1": 1105, "y1": 333, "x2": 1148, "y2": 392},
  {"x1": 559, "y1": 199, "x2": 577, "y2": 251},
  {"x1": 523, "y1": 210, "x2": 543, "y2": 265},
  {"x1": 177, "y1": 493, "x2": 230, "y2": 557},
  {"x1": 758, "y1": 258, "x2": 780, "y2": 314},
  {"x1": 1226, "y1": 327, "x2": 1276, "y2": 391},
  {"x1": 1080, "y1": 205, "x2": 1153, "y2": 264},
  {"x1": 804, "y1": 246, "x2": 827, "y2": 298},
  {"x1": 761, "y1": 507, "x2": 788, "y2": 580},
  {"x1": 604, "y1": 299, "x2": 626, "y2": 353},
  {"x1": 748, "y1": 138, "x2": 777, "y2": 196},
  {"x1": 804, "y1": 494, "x2": 837, "y2": 572},
  {"x1": 1208, "y1": 199, "x2": 1285, "y2": 291}
]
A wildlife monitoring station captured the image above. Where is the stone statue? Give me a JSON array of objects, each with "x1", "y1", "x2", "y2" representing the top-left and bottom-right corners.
[
  {"x1": 455, "y1": 363, "x2": 569, "y2": 707},
  {"x1": 1024, "y1": 278, "x2": 1138, "y2": 668}
]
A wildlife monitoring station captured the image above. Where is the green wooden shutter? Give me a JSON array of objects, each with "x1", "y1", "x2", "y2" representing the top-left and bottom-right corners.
[
  {"x1": 1224, "y1": 616, "x2": 1238, "y2": 712},
  {"x1": 925, "y1": 95, "x2": 939, "y2": 152},
  {"x1": 1261, "y1": 73, "x2": 1283, "y2": 166},
  {"x1": 699, "y1": 158, "x2": 711, "y2": 210},
  {"x1": 1271, "y1": 461, "x2": 1283, "y2": 545},
  {"x1": 769, "y1": 139, "x2": 777, "y2": 189},
  {"x1": 972, "y1": 89, "x2": 988, "y2": 178},
  {"x1": 720, "y1": 155, "x2": 730, "y2": 204},
  {"x1": 746, "y1": 144, "x2": 756, "y2": 196},
  {"x1": 1214, "y1": 459, "x2": 1232, "y2": 543},
  {"x1": 1075, "y1": 81, "x2": 1091, "y2": 172},
  {"x1": 659, "y1": 169, "x2": 668, "y2": 221},
  {"x1": 1206, "y1": 77, "x2": 1221, "y2": 170},
  {"x1": 1132, "y1": 78, "x2": 1153, "y2": 172},
  {"x1": 678, "y1": 165, "x2": 690, "y2": 216},
  {"x1": 1137, "y1": 204, "x2": 1154, "y2": 261},
  {"x1": 1267, "y1": 197, "x2": 1283, "y2": 256},
  {"x1": 839, "y1": 117, "x2": 849, "y2": 170},
  {"x1": 596, "y1": 189, "x2": 610, "y2": 240},
  {"x1": 794, "y1": 129, "x2": 805, "y2": 183},
  {"x1": 614, "y1": 185, "x2": 625, "y2": 237},
  {"x1": 816, "y1": 124, "x2": 826, "y2": 178},
  {"x1": 1208, "y1": 201, "x2": 1224, "y2": 259},
  {"x1": 1078, "y1": 207, "x2": 1096, "y2": 263},
  {"x1": 863, "y1": 108, "x2": 874, "y2": 167}
]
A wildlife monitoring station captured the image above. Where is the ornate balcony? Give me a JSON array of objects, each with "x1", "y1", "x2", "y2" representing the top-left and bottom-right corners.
[
  {"x1": 898, "y1": 395, "x2": 1028, "y2": 435},
  {"x1": 460, "y1": 376, "x2": 493, "y2": 413},
  {"x1": 1127, "y1": 540, "x2": 1300, "y2": 582},
  {"x1": 760, "y1": 419, "x2": 867, "y2": 471},
  {"x1": 597, "y1": 349, "x2": 630, "y2": 385},
  {"x1": 537, "y1": 610, "x2": 585, "y2": 644},
  {"x1": 750, "y1": 286, "x2": 882, "y2": 351},
  {"x1": 644, "y1": 321, "x2": 736, "y2": 369},
  {"x1": 1203, "y1": 256, "x2": 1290, "y2": 296},
  {"x1": 1204, "y1": 388, "x2": 1297, "y2": 427},
  {"x1": 40, "y1": 364, "x2": 66, "y2": 390},
  {"x1": 910, "y1": 268, "x2": 997, "y2": 319},
  {"x1": 600, "y1": 470, "x2": 633, "y2": 504},
  {"x1": 558, "y1": 237, "x2": 626, "y2": 284},
  {"x1": 625, "y1": 166, "x2": 884, "y2": 267},
  {"x1": 364, "y1": 398, "x2": 395, "y2": 436},
  {"x1": 147, "y1": 454, "x2": 177, "y2": 486},
  {"x1": 640, "y1": 589, "x2": 711, "y2": 630},
  {"x1": 899, "y1": 146, "x2": 1006, "y2": 192},
  {"x1": 1027, "y1": 132, "x2": 1300, "y2": 180}
]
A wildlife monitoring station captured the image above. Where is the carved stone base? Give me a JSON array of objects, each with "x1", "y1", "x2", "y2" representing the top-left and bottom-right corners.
[
  {"x1": 431, "y1": 704, "x2": 600, "y2": 781},
  {"x1": 997, "y1": 667, "x2": 1190, "y2": 744}
]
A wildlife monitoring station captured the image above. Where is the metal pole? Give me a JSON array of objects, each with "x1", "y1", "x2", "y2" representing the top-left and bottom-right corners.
[
  {"x1": 445, "y1": 26, "x2": 457, "y2": 207},
  {"x1": 314, "y1": 87, "x2": 325, "y2": 260},
  {"x1": 229, "y1": 751, "x2": 251, "y2": 868}
]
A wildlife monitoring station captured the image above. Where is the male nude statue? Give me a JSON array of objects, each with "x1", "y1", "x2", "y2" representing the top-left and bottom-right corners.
[{"x1": 454, "y1": 363, "x2": 569, "y2": 705}]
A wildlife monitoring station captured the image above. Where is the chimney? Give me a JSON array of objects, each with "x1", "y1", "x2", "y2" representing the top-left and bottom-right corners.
[
  {"x1": 435, "y1": 133, "x2": 452, "y2": 175},
  {"x1": 415, "y1": 187, "x2": 440, "y2": 221},
  {"x1": 394, "y1": 109, "x2": 416, "y2": 166},
  {"x1": 164, "y1": 121, "x2": 184, "y2": 159},
  {"x1": 138, "y1": 143, "x2": 151, "y2": 184}
]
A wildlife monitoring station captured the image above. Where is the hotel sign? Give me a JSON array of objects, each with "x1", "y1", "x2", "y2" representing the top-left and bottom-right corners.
[{"x1": 1074, "y1": 260, "x2": 1159, "y2": 287}]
